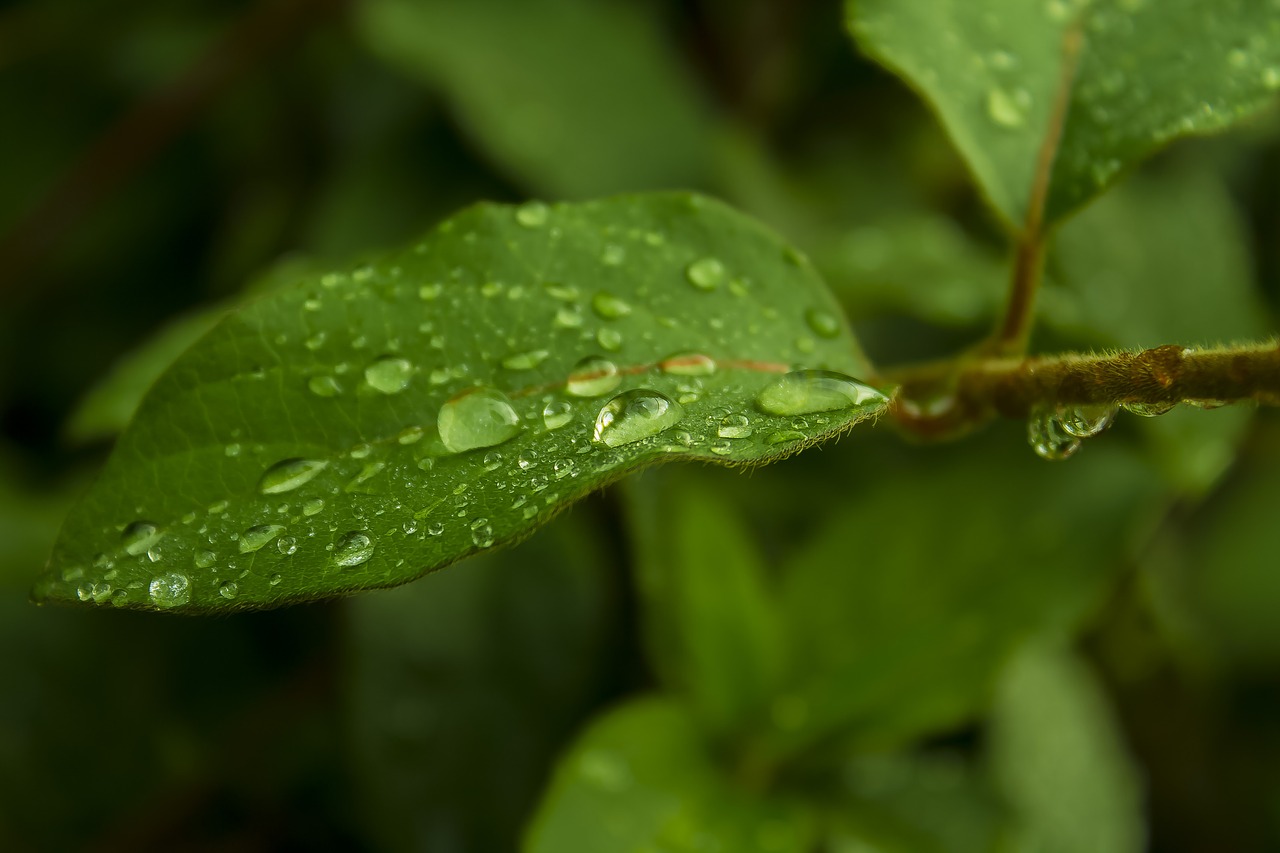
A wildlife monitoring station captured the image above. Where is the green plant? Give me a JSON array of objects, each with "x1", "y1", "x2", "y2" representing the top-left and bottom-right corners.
[{"x1": 8, "y1": 0, "x2": 1280, "y2": 850}]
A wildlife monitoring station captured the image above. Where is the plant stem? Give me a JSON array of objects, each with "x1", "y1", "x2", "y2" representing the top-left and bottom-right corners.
[
  {"x1": 886, "y1": 341, "x2": 1280, "y2": 440},
  {"x1": 991, "y1": 23, "x2": 1084, "y2": 354}
]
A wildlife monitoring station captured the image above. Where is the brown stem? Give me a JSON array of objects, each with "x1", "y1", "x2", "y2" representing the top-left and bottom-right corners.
[
  {"x1": 992, "y1": 22, "x2": 1085, "y2": 354},
  {"x1": 887, "y1": 341, "x2": 1280, "y2": 440}
]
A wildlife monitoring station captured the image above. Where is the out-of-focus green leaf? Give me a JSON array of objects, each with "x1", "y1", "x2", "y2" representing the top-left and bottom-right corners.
[
  {"x1": 35, "y1": 192, "x2": 885, "y2": 613},
  {"x1": 625, "y1": 474, "x2": 785, "y2": 739},
  {"x1": 847, "y1": 0, "x2": 1280, "y2": 228},
  {"x1": 770, "y1": 437, "x2": 1157, "y2": 753},
  {"x1": 345, "y1": 509, "x2": 613, "y2": 853},
  {"x1": 524, "y1": 696, "x2": 814, "y2": 853},
  {"x1": 988, "y1": 644, "x2": 1144, "y2": 853},
  {"x1": 1047, "y1": 167, "x2": 1270, "y2": 493},
  {"x1": 358, "y1": 0, "x2": 716, "y2": 198}
]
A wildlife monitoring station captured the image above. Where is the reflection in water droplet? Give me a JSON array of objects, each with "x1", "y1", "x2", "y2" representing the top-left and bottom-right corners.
[
  {"x1": 302, "y1": 497, "x2": 325, "y2": 516},
  {"x1": 515, "y1": 200, "x2": 549, "y2": 227},
  {"x1": 397, "y1": 425, "x2": 425, "y2": 445},
  {"x1": 717, "y1": 413, "x2": 753, "y2": 439},
  {"x1": 333, "y1": 531, "x2": 375, "y2": 567},
  {"x1": 471, "y1": 518, "x2": 494, "y2": 547},
  {"x1": 685, "y1": 257, "x2": 725, "y2": 290},
  {"x1": 567, "y1": 356, "x2": 621, "y2": 397},
  {"x1": 591, "y1": 292, "x2": 632, "y2": 319},
  {"x1": 277, "y1": 536, "x2": 298, "y2": 556},
  {"x1": 240, "y1": 524, "x2": 285, "y2": 553},
  {"x1": 593, "y1": 390, "x2": 684, "y2": 447},
  {"x1": 218, "y1": 580, "x2": 239, "y2": 600},
  {"x1": 755, "y1": 370, "x2": 887, "y2": 416},
  {"x1": 1059, "y1": 405, "x2": 1118, "y2": 438},
  {"x1": 483, "y1": 451, "x2": 503, "y2": 471},
  {"x1": 1027, "y1": 409, "x2": 1081, "y2": 460},
  {"x1": 308, "y1": 375, "x2": 343, "y2": 397},
  {"x1": 596, "y1": 328, "x2": 623, "y2": 352},
  {"x1": 543, "y1": 400, "x2": 573, "y2": 430},
  {"x1": 804, "y1": 307, "x2": 842, "y2": 338},
  {"x1": 365, "y1": 356, "x2": 413, "y2": 394},
  {"x1": 418, "y1": 283, "x2": 443, "y2": 300},
  {"x1": 149, "y1": 572, "x2": 190, "y2": 608},
  {"x1": 194, "y1": 550, "x2": 216, "y2": 569},
  {"x1": 1122, "y1": 401, "x2": 1177, "y2": 418},
  {"x1": 660, "y1": 352, "x2": 717, "y2": 376},
  {"x1": 258, "y1": 458, "x2": 328, "y2": 494},
  {"x1": 553, "y1": 459, "x2": 576, "y2": 479},
  {"x1": 438, "y1": 387, "x2": 522, "y2": 453},
  {"x1": 502, "y1": 349, "x2": 550, "y2": 370},
  {"x1": 122, "y1": 521, "x2": 162, "y2": 556},
  {"x1": 427, "y1": 521, "x2": 444, "y2": 536}
]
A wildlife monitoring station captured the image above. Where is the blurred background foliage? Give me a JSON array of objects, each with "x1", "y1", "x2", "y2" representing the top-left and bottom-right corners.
[{"x1": 1, "y1": 0, "x2": 1279, "y2": 850}]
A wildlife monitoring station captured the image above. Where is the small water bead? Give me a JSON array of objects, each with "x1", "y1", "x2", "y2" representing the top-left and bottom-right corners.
[
  {"x1": 542, "y1": 400, "x2": 573, "y2": 430},
  {"x1": 225, "y1": 443, "x2": 242, "y2": 457},
  {"x1": 149, "y1": 572, "x2": 191, "y2": 609},
  {"x1": 471, "y1": 521, "x2": 495, "y2": 548},
  {"x1": 717, "y1": 413, "x2": 753, "y2": 439},
  {"x1": 766, "y1": 430, "x2": 805, "y2": 445},
  {"x1": 333, "y1": 531, "x2": 375, "y2": 567},
  {"x1": 308, "y1": 375, "x2": 343, "y2": 397},
  {"x1": 685, "y1": 257, "x2": 725, "y2": 291},
  {"x1": 515, "y1": 200, "x2": 550, "y2": 227},
  {"x1": 350, "y1": 443, "x2": 374, "y2": 459},
  {"x1": 277, "y1": 536, "x2": 298, "y2": 556},
  {"x1": 602, "y1": 244, "x2": 626, "y2": 265},
  {"x1": 122, "y1": 521, "x2": 163, "y2": 557},
  {"x1": 596, "y1": 328, "x2": 623, "y2": 352},
  {"x1": 529, "y1": 474, "x2": 550, "y2": 492},
  {"x1": 397, "y1": 425, "x2": 425, "y2": 445},
  {"x1": 239, "y1": 524, "x2": 285, "y2": 553},
  {"x1": 592, "y1": 390, "x2": 684, "y2": 447},
  {"x1": 347, "y1": 461, "x2": 386, "y2": 490},
  {"x1": 194, "y1": 550, "x2": 216, "y2": 569},
  {"x1": 365, "y1": 356, "x2": 413, "y2": 394},
  {"x1": 591, "y1": 292, "x2": 632, "y2": 319},
  {"x1": 438, "y1": 387, "x2": 522, "y2": 453},
  {"x1": 1122, "y1": 401, "x2": 1177, "y2": 418},
  {"x1": 302, "y1": 497, "x2": 326, "y2": 516},
  {"x1": 268, "y1": 573, "x2": 283, "y2": 586},
  {"x1": 305, "y1": 332, "x2": 327, "y2": 351},
  {"x1": 987, "y1": 86, "x2": 1029, "y2": 128},
  {"x1": 502, "y1": 349, "x2": 550, "y2": 370},
  {"x1": 660, "y1": 352, "x2": 716, "y2": 377},
  {"x1": 1059, "y1": 405, "x2": 1118, "y2": 438},
  {"x1": 427, "y1": 521, "x2": 445, "y2": 536},
  {"x1": 755, "y1": 370, "x2": 887, "y2": 417},
  {"x1": 483, "y1": 451, "x2": 503, "y2": 471},
  {"x1": 553, "y1": 459, "x2": 576, "y2": 479},
  {"x1": 566, "y1": 356, "x2": 621, "y2": 397},
  {"x1": 418, "y1": 283, "x2": 443, "y2": 300},
  {"x1": 258, "y1": 458, "x2": 328, "y2": 494},
  {"x1": 517, "y1": 449, "x2": 538, "y2": 469},
  {"x1": 218, "y1": 580, "x2": 239, "y2": 600},
  {"x1": 804, "y1": 308, "x2": 842, "y2": 339},
  {"x1": 709, "y1": 439, "x2": 733, "y2": 455},
  {"x1": 1028, "y1": 410, "x2": 1081, "y2": 461},
  {"x1": 555, "y1": 307, "x2": 584, "y2": 328}
]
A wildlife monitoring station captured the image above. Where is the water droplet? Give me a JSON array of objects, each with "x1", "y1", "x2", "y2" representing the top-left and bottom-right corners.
[
  {"x1": 1028, "y1": 410, "x2": 1081, "y2": 460},
  {"x1": 804, "y1": 307, "x2": 841, "y2": 338},
  {"x1": 766, "y1": 430, "x2": 805, "y2": 445},
  {"x1": 567, "y1": 356, "x2": 621, "y2": 397},
  {"x1": 346, "y1": 461, "x2": 386, "y2": 490},
  {"x1": 660, "y1": 352, "x2": 717, "y2": 376},
  {"x1": 397, "y1": 425, "x2": 425, "y2": 445},
  {"x1": 122, "y1": 521, "x2": 162, "y2": 557},
  {"x1": 470, "y1": 518, "x2": 494, "y2": 547},
  {"x1": 224, "y1": 443, "x2": 242, "y2": 457},
  {"x1": 302, "y1": 497, "x2": 325, "y2": 516},
  {"x1": 591, "y1": 292, "x2": 632, "y2": 319},
  {"x1": 218, "y1": 580, "x2": 239, "y2": 600},
  {"x1": 987, "y1": 86, "x2": 1028, "y2": 128},
  {"x1": 308, "y1": 375, "x2": 342, "y2": 397},
  {"x1": 305, "y1": 332, "x2": 326, "y2": 351},
  {"x1": 515, "y1": 200, "x2": 549, "y2": 227},
  {"x1": 483, "y1": 451, "x2": 503, "y2": 471},
  {"x1": 333, "y1": 531, "x2": 374, "y2": 567},
  {"x1": 1059, "y1": 405, "x2": 1118, "y2": 438},
  {"x1": 350, "y1": 443, "x2": 373, "y2": 459},
  {"x1": 602, "y1": 244, "x2": 626, "y2": 265},
  {"x1": 503, "y1": 349, "x2": 550, "y2": 370},
  {"x1": 717, "y1": 413, "x2": 753, "y2": 439},
  {"x1": 1122, "y1": 401, "x2": 1177, "y2": 418},
  {"x1": 365, "y1": 356, "x2": 413, "y2": 394},
  {"x1": 755, "y1": 370, "x2": 887, "y2": 416},
  {"x1": 553, "y1": 459, "x2": 576, "y2": 479},
  {"x1": 709, "y1": 439, "x2": 733, "y2": 455},
  {"x1": 438, "y1": 387, "x2": 522, "y2": 453},
  {"x1": 239, "y1": 524, "x2": 285, "y2": 553},
  {"x1": 149, "y1": 572, "x2": 190, "y2": 609},
  {"x1": 258, "y1": 458, "x2": 328, "y2": 494},
  {"x1": 686, "y1": 257, "x2": 725, "y2": 291},
  {"x1": 1185, "y1": 398, "x2": 1228, "y2": 410},
  {"x1": 418, "y1": 283, "x2": 443, "y2": 300},
  {"x1": 554, "y1": 307, "x2": 584, "y2": 328},
  {"x1": 277, "y1": 536, "x2": 298, "y2": 556},
  {"x1": 597, "y1": 328, "x2": 623, "y2": 352},
  {"x1": 542, "y1": 400, "x2": 573, "y2": 430},
  {"x1": 427, "y1": 521, "x2": 444, "y2": 536},
  {"x1": 593, "y1": 390, "x2": 684, "y2": 447},
  {"x1": 194, "y1": 550, "x2": 216, "y2": 569}
]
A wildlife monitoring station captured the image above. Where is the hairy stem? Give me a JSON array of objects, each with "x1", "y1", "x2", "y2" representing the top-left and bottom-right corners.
[{"x1": 887, "y1": 341, "x2": 1280, "y2": 440}]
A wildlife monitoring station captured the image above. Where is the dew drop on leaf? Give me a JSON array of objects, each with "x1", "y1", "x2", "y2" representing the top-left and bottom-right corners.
[
  {"x1": 592, "y1": 390, "x2": 684, "y2": 447},
  {"x1": 717, "y1": 413, "x2": 753, "y2": 439},
  {"x1": 515, "y1": 200, "x2": 550, "y2": 227},
  {"x1": 333, "y1": 531, "x2": 375, "y2": 567},
  {"x1": 302, "y1": 497, "x2": 325, "y2": 517},
  {"x1": 307, "y1": 375, "x2": 343, "y2": 398},
  {"x1": 685, "y1": 257, "x2": 725, "y2": 290},
  {"x1": 365, "y1": 356, "x2": 414, "y2": 394},
  {"x1": 597, "y1": 328, "x2": 623, "y2": 352},
  {"x1": 277, "y1": 536, "x2": 298, "y2": 556},
  {"x1": 502, "y1": 349, "x2": 551, "y2": 370},
  {"x1": 567, "y1": 356, "x2": 621, "y2": 397},
  {"x1": 149, "y1": 572, "x2": 190, "y2": 608},
  {"x1": 542, "y1": 400, "x2": 573, "y2": 431},
  {"x1": 755, "y1": 370, "x2": 887, "y2": 416},
  {"x1": 427, "y1": 522, "x2": 444, "y2": 536},
  {"x1": 438, "y1": 387, "x2": 522, "y2": 453},
  {"x1": 1027, "y1": 409, "x2": 1082, "y2": 461},
  {"x1": 258, "y1": 458, "x2": 328, "y2": 494},
  {"x1": 986, "y1": 86, "x2": 1028, "y2": 128},
  {"x1": 194, "y1": 549, "x2": 216, "y2": 569},
  {"x1": 660, "y1": 352, "x2": 717, "y2": 377},
  {"x1": 239, "y1": 524, "x2": 285, "y2": 553},
  {"x1": 591, "y1": 291, "x2": 632, "y2": 319},
  {"x1": 122, "y1": 521, "x2": 162, "y2": 557},
  {"x1": 218, "y1": 580, "x2": 238, "y2": 600},
  {"x1": 804, "y1": 307, "x2": 842, "y2": 339}
]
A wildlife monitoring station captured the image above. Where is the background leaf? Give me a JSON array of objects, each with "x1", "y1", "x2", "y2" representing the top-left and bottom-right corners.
[{"x1": 34, "y1": 192, "x2": 884, "y2": 613}]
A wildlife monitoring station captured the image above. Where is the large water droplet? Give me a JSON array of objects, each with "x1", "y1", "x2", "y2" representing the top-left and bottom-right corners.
[
  {"x1": 567, "y1": 356, "x2": 621, "y2": 397},
  {"x1": 149, "y1": 572, "x2": 190, "y2": 608},
  {"x1": 333, "y1": 531, "x2": 374, "y2": 567},
  {"x1": 685, "y1": 257, "x2": 725, "y2": 291},
  {"x1": 591, "y1": 292, "x2": 632, "y2": 319},
  {"x1": 365, "y1": 356, "x2": 413, "y2": 394},
  {"x1": 593, "y1": 390, "x2": 684, "y2": 447},
  {"x1": 122, "y1": 521, "x2": 162, "y2": 557},
  {"x1": 755, "y1": 370, "x2": 887, "y2": 416},
  {"x1": 239, "y1": 524, "x2": 285, "y2": 553},
  {"x1": 1028, "y1": 410, "x2": 1081, "y2": 460},
  {"x1": 1059, "y1": 405, "x2": 1118, "y2": 438},
  {"x1": 438, "y1": 387, "x2": 522, "y2": 453},
  {"x1": 258, "y1": 458, "x2": 328, "y2": 494},
  {"x1": 660, "y1": 352, "x2": 717, "y2": 376}
]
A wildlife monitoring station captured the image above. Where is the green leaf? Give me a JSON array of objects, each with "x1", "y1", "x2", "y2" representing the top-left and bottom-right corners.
[
  {"x1": 523, "y1": 696, "x2": 814, "y2": 853},
  {"x1": 988, "y1": 644, "x2": 1145, "y2": 853},
  {"x1": 624, "y1": 473, "x2": 785, "y2": 739},
  {"x1": 358, "y1": 0, "x2": 716, "y2": 198},
  {"x1": 847, "y1": 0, "x2": 1280, "y2": 227},
  {"x1": 34, "y1": 192, "x2": 886, "y2": 612}
]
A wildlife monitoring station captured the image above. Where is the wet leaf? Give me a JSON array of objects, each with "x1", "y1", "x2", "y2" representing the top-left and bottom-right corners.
[
  {"x1": 847, "y1": 0, "x2": 1280, "y2": 227},
  {"x1": 524, "y1": 696, "x2": 814, "y2": 853},
  {"x1": 34, "y1": 192, "x2": 886, "y2": 612}
]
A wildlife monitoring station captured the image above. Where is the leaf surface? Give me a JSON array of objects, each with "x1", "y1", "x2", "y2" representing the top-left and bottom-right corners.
[
  {"x1": 847, "y1": 0, "x2": 1280, "y2": 226},
  {"x1": 34, "y1": 192, "x2": 885, "y2": 612}
]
